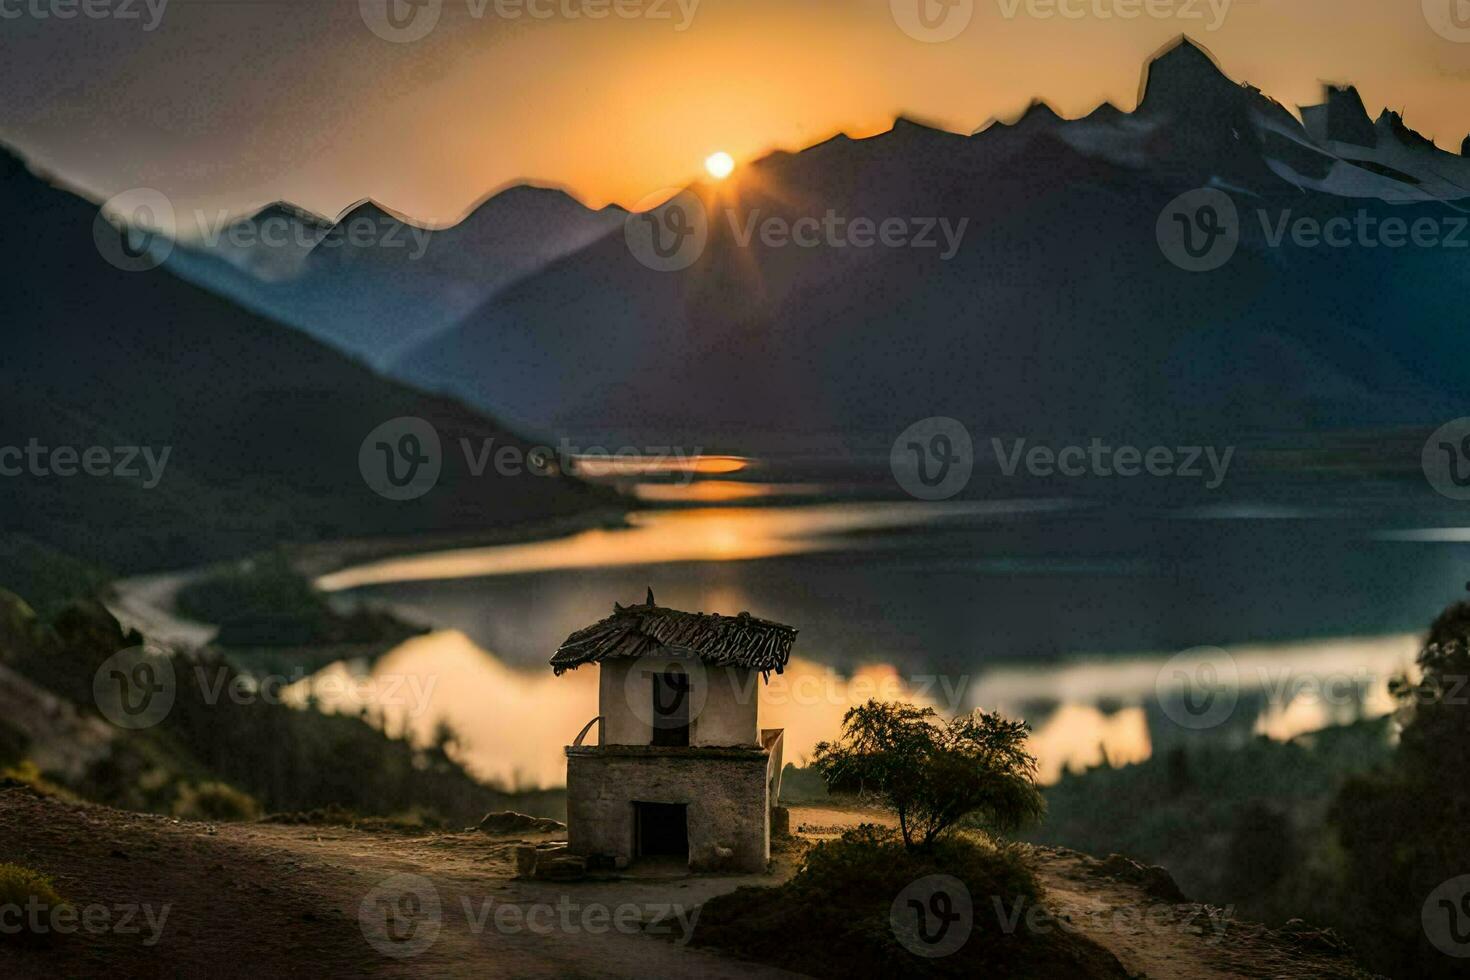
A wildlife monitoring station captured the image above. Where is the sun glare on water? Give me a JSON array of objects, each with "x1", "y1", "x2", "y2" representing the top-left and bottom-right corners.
[{"x1": 705, "y1": 151, "x2": 735, "y2": 179}]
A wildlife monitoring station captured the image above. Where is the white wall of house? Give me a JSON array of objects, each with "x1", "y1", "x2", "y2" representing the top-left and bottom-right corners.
[{"x1": 596, "y1": 654, "x2": 759, "y2": 747}]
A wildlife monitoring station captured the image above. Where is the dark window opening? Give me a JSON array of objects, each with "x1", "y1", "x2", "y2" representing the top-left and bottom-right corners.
[
  {"x1": 634, "y1": 802, "x2": 688, "y2": 860},
  {"x1": 650, "y1": 669, "x2": 690, "y2": 746}
]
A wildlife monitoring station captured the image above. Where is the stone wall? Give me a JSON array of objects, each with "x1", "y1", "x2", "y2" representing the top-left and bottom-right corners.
[{"x1": 565, "y1": 746, "x2": 769, "y2": 872}]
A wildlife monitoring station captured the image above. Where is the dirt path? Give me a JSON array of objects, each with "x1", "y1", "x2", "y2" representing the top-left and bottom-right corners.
[
  {"x1": 0, "y1": 788, "x2": 800, "y2": 979},
  {"x1": 0, "y1": 790, "x2": 1372, "y2": 979}
]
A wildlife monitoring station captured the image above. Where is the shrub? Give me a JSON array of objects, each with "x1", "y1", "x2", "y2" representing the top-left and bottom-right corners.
[
  {"x1": 0, "y1": 864, "x2": 66, "y2": 940},
  {"x1": 694, "y1": 826, "x2": 1124, "y2": 978},
  {"x1": 172, "y1": 781, "x2": 261, "y2": 822},
  {"x1": 814, "y1": 701, "x2": 1044, "y2": 849}
]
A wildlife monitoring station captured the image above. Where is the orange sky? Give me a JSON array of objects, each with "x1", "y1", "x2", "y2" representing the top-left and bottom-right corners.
[{"x1": 4, "y1": 0, "x2": 1470, "y2": 224}]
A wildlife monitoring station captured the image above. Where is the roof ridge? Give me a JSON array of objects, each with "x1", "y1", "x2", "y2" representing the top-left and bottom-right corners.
[{"x1": 550, "y1": 593, "x2": 797, "y2": 676}]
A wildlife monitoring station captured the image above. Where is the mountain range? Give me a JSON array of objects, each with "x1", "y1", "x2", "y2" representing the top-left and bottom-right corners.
[
  {"x1": 0, "y1": 146, "x2": 614, "y2": 577},
  {"x1": 150, "y1": 37, "x2": 1470, "y2": 455}
]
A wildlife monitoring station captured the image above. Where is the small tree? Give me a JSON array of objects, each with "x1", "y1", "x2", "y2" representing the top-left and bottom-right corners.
[{"x1": 813, "y1": 700, "x2": 1044, "y2": 850}]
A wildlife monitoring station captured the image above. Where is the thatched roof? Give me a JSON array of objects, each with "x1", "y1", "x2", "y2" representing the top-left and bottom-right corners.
[{"x1": 550, "y1": 589, "x2": 797, "y2": 676}]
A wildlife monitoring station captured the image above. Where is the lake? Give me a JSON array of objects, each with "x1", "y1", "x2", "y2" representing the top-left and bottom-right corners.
[{"x1": 302, "y1": 465, "x2": 1466, "y2": 788}]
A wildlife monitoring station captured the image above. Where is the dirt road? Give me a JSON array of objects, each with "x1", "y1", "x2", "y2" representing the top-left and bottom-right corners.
[{"x1": 0, "y1": 790, "x2": 1372, "y2": 979}]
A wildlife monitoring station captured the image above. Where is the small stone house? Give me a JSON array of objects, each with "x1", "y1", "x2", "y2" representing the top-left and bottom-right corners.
[{"x1": 550, "y1": 589, "x2": 796, "y2": 873}]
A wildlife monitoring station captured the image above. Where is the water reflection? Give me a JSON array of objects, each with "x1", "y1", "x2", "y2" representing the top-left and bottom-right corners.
[
  {"x1": 286, "y1": 629, "x2": 1417, "y2": 789},
  {"x1": 315, "y1": 500, "x2": 1076, "y2": 592}
]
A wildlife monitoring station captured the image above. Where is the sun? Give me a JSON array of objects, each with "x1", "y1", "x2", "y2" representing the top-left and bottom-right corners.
[{"x1": 704, "y1": 151, "x2": 735, "y2": 180}]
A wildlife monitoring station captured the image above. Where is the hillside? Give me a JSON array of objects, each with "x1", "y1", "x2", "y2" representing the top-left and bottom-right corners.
[
  {"x1": 0, "y1": 788, "x2": 1378, "y2": 978},
  {"x1": 0, "y1": 146, "x2": 618, "y2": 575}
]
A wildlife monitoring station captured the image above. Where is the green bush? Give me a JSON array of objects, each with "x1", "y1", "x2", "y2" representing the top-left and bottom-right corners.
[
  {"x1": 814, "y1": 701, "x2": 1044, "y2": 850},
  {"x1": 172, "y1": 781, "x2": 261, "y2": 822},
  {"x1": 0, "y1": 864, "x2": 66, "y2": 940},
  {"x1": 694, "y1": 826, "x2": 1125, "y2": 978}
]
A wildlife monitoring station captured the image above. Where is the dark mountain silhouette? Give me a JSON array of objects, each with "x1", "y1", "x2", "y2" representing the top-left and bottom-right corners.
[
  {"x1": 379, "y1": 37, "x2": 1469, "y2": 450},
  {"x1": 164, "y1": 184, "x2": 624, "y2": 370},
  {"x1": 0, "y1": 147, "x2": 616, "y2": 573}
]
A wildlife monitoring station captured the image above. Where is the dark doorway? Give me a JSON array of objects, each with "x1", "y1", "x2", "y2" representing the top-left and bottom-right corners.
[
  {"x1": 634, "y1": 802, "x2": 688, "y2": 860},
  {"x1": 650, "y1": 669, "x2": 690, "y2": 746}
]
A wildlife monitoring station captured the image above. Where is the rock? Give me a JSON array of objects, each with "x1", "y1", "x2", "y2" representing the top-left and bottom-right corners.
[
  {"x1": 534, "y1": 855, "x2": 587, "y2": 881},
  {"x1": 478, "y1": 811, "x2": 566, "y2": 835},
  {"x1": 1278, "y1": 918, "x2": 1348, "y2": 954},
  {"x1": 513, "y1": 845, "x2": 538, "y2": 878},
  {"x1": 1092, "y1": 853, "x2": 1188, "y2": 903},
  {"x1": 770, "y1": 805, "x2": 791, "y2": 838}
]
